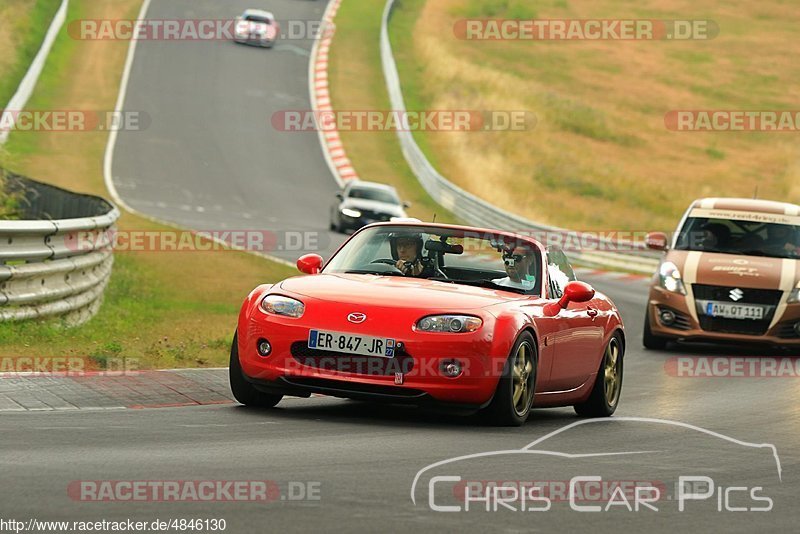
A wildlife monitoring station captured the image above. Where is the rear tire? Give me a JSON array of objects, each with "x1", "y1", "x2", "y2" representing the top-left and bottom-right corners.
[
  {"x1": 643, "y1": 309, "x2": 669, "y2": 350},
  {"x1": 483, "y1": 332, "x2": 537, "y2": 427},
  {"x1": 574, "y1": 333, "x2": 623, "y2": 417},
  {"x1": 229, "y1": 332, "x2": 283, "y2": 408}
]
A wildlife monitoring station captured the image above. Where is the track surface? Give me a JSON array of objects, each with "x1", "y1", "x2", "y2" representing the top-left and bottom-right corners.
[
  {"x1": 5, "y1": 0, "x2": 798, "y2": 531},
  {"x1": 111, "y1": 0, "x2": 342, "y2": 261}
]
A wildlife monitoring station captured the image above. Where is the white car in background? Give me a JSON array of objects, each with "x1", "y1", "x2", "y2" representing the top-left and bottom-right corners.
[{"x1": 234, "y1": 9, "x2": 279, "y2": 48}]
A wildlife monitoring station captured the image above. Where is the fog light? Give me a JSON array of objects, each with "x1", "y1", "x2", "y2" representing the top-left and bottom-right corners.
[
  {"x1": 794, "y1": 322, "x2": 800, "y2": 337},
  {"x1": 659, "y1": 309, "x2": 676, "y2": 326},
  {"x1": 257, "y1": 338, "x2": 272, "y2": 357},
  {"x1": 441, "y1": 360, "x2": 463, "y2": 378}
]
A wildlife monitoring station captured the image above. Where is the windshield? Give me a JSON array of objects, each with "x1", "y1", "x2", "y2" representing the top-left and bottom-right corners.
[
  {"x1": 244, "y1": 15, "x2": 272, "y2": 24},
  {"x1": 323, "y1": 225, "x2": 543, "y2": 295},
  {"x1": 347, "y1": 187, "x2": 399, "y2": 204},
  {"x1": 675, "y1": 217, "x2": 800, "y2": 259}
]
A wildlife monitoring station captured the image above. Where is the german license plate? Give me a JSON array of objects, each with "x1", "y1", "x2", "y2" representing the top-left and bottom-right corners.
[
  {"x1": 705, "y1": 302, "x2": 765, "y2": 320},
  {"x1": 308, "y1": 329, "x2": 396, "y2": 357}
]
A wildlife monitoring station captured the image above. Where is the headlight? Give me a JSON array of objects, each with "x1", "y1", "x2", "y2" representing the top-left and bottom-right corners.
[
  {"x1": 658, "y1": 261, "x2": 686, "y2": 295},
  {"x1": 415, "y1": 315, "x2": 482, "y2": 333},
  {"x1": 341, "y1": 208, "x2": 361, "y2": 218},
  {"x1": 260, "y1": 295, "x2": 305, "y2": 318},
  {"x1": 788, "y1": 287, "x2": 800, "y2": 304}
]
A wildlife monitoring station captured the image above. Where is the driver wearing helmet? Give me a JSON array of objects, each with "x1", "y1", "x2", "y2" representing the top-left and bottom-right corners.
[{"x1": 389, "y1": 231, "x2": 434, "y2": 277}]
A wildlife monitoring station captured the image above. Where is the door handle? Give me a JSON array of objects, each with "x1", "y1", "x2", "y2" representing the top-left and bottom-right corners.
[{"x1": 587, "y1": 307, "x2": 598, "y2": 318}]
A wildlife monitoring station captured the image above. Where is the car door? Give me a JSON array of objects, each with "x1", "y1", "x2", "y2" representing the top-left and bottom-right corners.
[{"x1": 544, "y1": 247, "x2": 605, "y2": 391}]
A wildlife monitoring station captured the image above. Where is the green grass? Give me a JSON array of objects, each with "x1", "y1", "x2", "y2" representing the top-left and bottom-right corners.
[{"x1": 0, "y1": 0, "x2": 62, "y2": 108}]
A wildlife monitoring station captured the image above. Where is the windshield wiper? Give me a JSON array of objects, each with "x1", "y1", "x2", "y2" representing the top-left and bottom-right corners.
[{"x1": 429, "y1": 277, "x2": 527, "y2": 293}]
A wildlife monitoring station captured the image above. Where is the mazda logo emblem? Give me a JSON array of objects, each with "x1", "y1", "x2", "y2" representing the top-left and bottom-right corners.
[{"x1": 347, "y1": 312, "x2": 367, "y2": 324}]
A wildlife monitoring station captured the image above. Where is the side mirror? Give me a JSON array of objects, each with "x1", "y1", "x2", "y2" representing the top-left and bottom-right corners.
[
  {"x1": 335, "y1": 192, "x2": 344, "y2": 200},
  {"x1": 297, "y1": 253, "x2": 323, "y2": 274},
  {"x1": 402, "y1": 201, "x2": 411, "y2": 209},
  {"x1": 645, "y1": 231, "x2": 669, "y2": 251},
  {"x1": 543, "y1": 281, "x2": 595, "y2": 317}
]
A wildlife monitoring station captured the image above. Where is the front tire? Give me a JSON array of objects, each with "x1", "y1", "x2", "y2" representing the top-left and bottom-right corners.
[
  {"x1": 483, "y1": 332, "x2": 537, "y2": 426},
  {"x1": 574, "y1": 333, "x2": 623, "y2": 417},
  {"x1": 229, "y1": 332, "x2": 283, "y2": 408}
]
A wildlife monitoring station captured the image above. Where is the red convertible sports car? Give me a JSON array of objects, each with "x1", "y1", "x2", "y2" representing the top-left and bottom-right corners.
[{"x1": 230, "y1": 222, "x2": 625, "y2": 425}]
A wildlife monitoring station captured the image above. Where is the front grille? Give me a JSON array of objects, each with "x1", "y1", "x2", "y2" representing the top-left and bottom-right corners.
[
  {"x1": 657, "y1": 307, "x2": 692, "y2": 330},
  {"x1": 693, "y1": 284, "x2": 782, "y2": 336},
  {"x1": 283, "y1": 376, "x2": 425, "y2": 398},
  {"x1": 290, "y1": 342, "x2": 414, "y2": 376},
  {"x1": 776, "y1": 321, "x2": 800, "y2": 339},
  {"x1": 357, "y1": 210, "x2": 391, "y2": 222},
  {"x1": 697, "y1": 317, "x2": 770, "y2": 336},
  {"x1": 692, "y1": 284, "x2": 782, "y2": 305}
]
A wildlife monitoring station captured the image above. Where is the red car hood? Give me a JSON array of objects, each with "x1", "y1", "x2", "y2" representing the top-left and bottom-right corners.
[{"x1": 279, "y1": 273, "x2": 527, "y2": 310}]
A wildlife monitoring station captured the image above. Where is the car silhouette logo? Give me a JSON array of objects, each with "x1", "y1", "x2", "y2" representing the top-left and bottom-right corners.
[
  {"x1": 729, "y1": 288, "x2": 744, "y2": 301},
  {"x1": 347, "y1": 312, "x2": 367, "y2": 324}
]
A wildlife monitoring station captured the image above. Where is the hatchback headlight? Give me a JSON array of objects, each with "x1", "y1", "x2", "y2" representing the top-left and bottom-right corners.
[
  {"x1": 415, "y1": 315, "x2": 482, "y2": 333},
  {"x1": 658, "y1": 261, "x2": 686, "y2": 295},
  {"x1": 341, "y1": 208, "x2": 361, "y2": 218},
  {"x1": 788, "y1": 287, "x2": 800, "y2": 304},
  {"x1": 260, "y1": 295, "x2": 305, "y2": 318}
]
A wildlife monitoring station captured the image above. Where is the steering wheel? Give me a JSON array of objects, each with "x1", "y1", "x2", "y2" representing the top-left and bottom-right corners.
[{"x1": 371, "y1": 258, "x2": 398, "y2": 266}]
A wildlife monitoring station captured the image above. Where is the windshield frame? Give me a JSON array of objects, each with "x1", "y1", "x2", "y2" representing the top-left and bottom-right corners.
[{"x1": 320, "y1": 223, "x2": 548, "y2": 297}]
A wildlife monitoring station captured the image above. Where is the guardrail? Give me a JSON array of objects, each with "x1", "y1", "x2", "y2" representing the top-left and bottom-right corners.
[
  {"x1": 379, "y1": 0, "x2": 661, "y2": 274},
  {"x1": 0, "y1": 172, "x2": 119, "y2": 325}
]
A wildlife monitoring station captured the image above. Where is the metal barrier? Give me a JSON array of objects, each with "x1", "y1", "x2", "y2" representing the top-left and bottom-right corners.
[
  {"x1": 379, "y1": 0, "x2": 660, "y2": 274},
  {"x1": 0, "y1": 173, "x2": 119, "y2": 324}
]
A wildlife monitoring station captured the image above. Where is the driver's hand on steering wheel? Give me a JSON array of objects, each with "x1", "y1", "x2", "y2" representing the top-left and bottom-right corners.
[{"x1": 396, "y1": 259, "x2": 423, "y2": 276}]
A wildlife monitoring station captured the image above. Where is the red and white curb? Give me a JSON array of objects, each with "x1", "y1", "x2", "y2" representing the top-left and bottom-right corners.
[{"x1": 310, "y1": 0, "x2": 358, "y2": 187}]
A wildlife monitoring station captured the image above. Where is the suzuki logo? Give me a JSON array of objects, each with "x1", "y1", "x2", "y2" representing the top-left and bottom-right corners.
[
  {"x1": 347, "y1": 312, "x2": 367, "y2": 324},
  {"x1": 729, "y1": 288, "x2": 744, "y2": 301}
]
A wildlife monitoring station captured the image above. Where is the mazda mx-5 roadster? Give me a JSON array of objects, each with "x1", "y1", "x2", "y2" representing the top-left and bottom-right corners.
[{"x1": 229, "y1": 222, "x2": 625, "y2": 426}]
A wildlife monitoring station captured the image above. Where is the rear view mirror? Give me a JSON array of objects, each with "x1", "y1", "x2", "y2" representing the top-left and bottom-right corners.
[
  {"x1": 543, "y1": 281, "x2": 595, "y2": 316},
  {"x1": 297, "y1": 254, "x2": 323, "y2": 274},
  {"x1": 402, "y1": 201, "x2": 411, "y2": 209}
]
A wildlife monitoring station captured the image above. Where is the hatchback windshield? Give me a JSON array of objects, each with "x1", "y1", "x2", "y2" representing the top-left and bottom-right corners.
[
  {"x1": 323, "y1": 225, "x2": 543, "y2": 295},
  {"x1": 675, "y1": 217, "x2": 800, "y2": 259}
]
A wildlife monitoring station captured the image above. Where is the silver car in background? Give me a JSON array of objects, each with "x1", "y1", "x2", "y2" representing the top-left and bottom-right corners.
[{"x1": 234, "y1": 9, "x2": 279, "y2": 48}]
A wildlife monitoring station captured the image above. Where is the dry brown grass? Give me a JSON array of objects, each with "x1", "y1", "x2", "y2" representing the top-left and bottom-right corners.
[{"x1": 398, "y1": 0, "x2": 800, "y2": 231}]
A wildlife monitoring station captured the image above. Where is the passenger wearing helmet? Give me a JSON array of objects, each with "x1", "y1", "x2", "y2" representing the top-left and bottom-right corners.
[
  {"x1": 389, "y1": 231, "x2": 434, "y2": 277},
  {"x1": 493, "y1": 245, "x2": 536, "y2": 291}
]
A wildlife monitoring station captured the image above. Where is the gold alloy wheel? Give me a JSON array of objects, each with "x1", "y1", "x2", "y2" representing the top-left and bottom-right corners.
[
  {"x1": 512, "y1": 341, "x2": 535, "y2": 416},
  {"x1": 604, "y1": 337, "x2": 622, "y2": 407}
]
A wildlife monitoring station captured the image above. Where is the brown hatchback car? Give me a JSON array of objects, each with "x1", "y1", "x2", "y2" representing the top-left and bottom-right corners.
[{"x1": 644, "y1": 198, "x2": 800, "y2": 351}]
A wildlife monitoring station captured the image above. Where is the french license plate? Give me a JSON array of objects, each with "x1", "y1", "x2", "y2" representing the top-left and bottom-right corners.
[
  {"x1": 705, "y1": 302, "x2": 765, "y2": 320},
  {"x1": 308, "y1": 329, "x2": 396, "y2": 358}
]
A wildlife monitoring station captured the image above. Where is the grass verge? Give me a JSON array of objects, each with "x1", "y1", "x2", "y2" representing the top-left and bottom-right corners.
[
  {"x1": 0, "y1": 0, "x2": 296, "y2": 368},
  {"x1": 0, "y1": 0, "x2": 62, "y2": 108}
]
